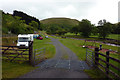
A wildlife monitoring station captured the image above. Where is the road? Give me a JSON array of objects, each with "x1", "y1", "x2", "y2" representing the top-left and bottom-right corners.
[
  {"x1": 19, "y1": 38, "x2": 90, "y2": 78},
  {"x1": 51, "y1": 38, "x2": 78, "y2": 60}
]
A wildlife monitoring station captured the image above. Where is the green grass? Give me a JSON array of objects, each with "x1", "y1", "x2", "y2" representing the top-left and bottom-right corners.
[
  {"x1": 33, "y1": 37, "x2": 55, "y2": 59},
  {"x1": 60, "y1": 39, "x2": 86, "y2": 60},
  {"x1": 2, "y1": 37, "x2": 17, "y2": 46},
  {"x1": 98, "y1": 53, "x2": 120, "y2": 78},
  {"x1": 2, "y1": 60, "x2": 37, "y2": 78},
  {"x1": 84, "y1": 69, "x2": 106, "y2": 78},
  {"x1": 90, "y1": 34, "x2": 119, "y2": 40},
  {"x1": 107, "y1": 34, "x2": 119, "y2": 40},
  {"x1": 65, "y1": 32, "x2": 120, "y2": 40}
]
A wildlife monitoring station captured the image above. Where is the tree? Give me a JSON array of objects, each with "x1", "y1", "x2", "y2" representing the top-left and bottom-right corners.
[
  {"x1": 78, "y1": 19, "x2": 93, "y2": 37},
  {"x1": 91, "y1": 25, "x2": 98, "y2": 36},
  {"x1": 112, "y1": 22, "x2": 120, "y2": 34},
  {"x1": 2, "y1": 12, "x2": 34, "y2": 34},
  {"x1": 97, "y1": 19, "x2": 112, "y2": 39},
  {"x1": 56, "y1": 28, "x2": 67, "y2": 35},
  {"x1": 98, "y1": 19, "x2": 106, "y2": 26},
  {"x1": 13, "y1": 10, "x2": 41, "y2": 30},
  {"x1": 29, "y1": 21, "x2": 39, "y2": 30},
  {"x1": 116, "y1": 22, "x2": 120, "y2": 34},
  {"x1": 71, "y1": 25, "x2": 79, "y2": 35}
]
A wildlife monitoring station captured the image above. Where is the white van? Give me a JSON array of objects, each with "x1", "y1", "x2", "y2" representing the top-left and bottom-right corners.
[{"x1": 17, "y1": 34, "x2": 33, "y2": 47}]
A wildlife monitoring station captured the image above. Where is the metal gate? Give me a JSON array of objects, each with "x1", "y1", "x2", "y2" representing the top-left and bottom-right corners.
[
  {"x1": 33, "y1": 47, "x2": 46, "y2": 65},
  {"x1": 86, "y1": 48, "x2": 94, "y2": 67}
]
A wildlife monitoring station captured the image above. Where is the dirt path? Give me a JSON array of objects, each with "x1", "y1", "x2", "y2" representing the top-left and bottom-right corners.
[
  {"x1": 19, "y1": 37, "x2": 90, "y2": 78},
  {"x1": 50, "y1": 38, "x2": 78, "y2": 60}
]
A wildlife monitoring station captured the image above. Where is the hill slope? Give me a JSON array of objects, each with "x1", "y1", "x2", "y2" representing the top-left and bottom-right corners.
[
  {"x1": 40, "y1": 17, "x2": 80, "y2": 31},
  {"x1": 41, "y1": 17, "x2": 79, "y2": 26}
]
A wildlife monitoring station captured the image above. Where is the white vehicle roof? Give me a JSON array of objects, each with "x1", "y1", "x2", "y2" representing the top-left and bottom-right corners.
[{"x1": 18, "y1": 34, "x2": 31, "y2": 37}]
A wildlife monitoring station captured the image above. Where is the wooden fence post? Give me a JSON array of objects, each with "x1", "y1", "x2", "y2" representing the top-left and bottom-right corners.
[
  {"x1": 95, "y1": 47, "x2": 99, "y2": 66},
  {"x1": 86, "y1": 48, "x2": 88, "y2": 61},
  {"x1": 29, "y1": 41, "x2": 33, "y2": 65},
  {"x1": 106, "y1": 51, "x2": 109, "y2": 75}
]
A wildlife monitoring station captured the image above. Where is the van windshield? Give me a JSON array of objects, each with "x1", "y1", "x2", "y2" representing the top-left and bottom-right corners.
[{"x1": 19, "y1": 37, "x2": 29, "y2": 42}]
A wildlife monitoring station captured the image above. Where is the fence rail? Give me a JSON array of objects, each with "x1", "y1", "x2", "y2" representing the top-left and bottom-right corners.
[
  {"x1": 2, "y1": 34, "x2": 17, "y2": 37},
  {"x1": 1, "y1": 46, "x2": 29, "y2": 62},
  {"x1": 94, "y1": 47, "x2": 120, "y2": 80}
]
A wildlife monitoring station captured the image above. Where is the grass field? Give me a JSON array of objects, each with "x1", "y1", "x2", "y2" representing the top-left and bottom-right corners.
[
  {"x1": 65, "y1": 32, "x2": 119, "y2": 40},
  {"x1": 90, "y1": 34, "x2": 119, "y2": 40},
  {"x1": 2, "y1": 37, "x2": 17, "y2": 46}
]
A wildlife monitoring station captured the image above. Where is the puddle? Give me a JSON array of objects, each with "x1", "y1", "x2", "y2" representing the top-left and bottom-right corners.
[{"x1": 105, "y1": 43, "x2": 120, "y2": 47}]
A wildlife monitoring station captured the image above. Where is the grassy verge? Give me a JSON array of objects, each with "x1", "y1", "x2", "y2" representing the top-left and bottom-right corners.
[
  {"x1": 84, "y1": 69, "x2": 106, "y2": 78},
  {"x1": 2, "y1": 60, "x2": 37, "y2": 78}
]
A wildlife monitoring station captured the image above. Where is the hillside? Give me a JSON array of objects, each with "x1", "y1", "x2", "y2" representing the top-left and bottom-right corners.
[
  {"x1": 40, "y1": 17, "x2": 80, "y2": 34},
  {"x1": 13, "y1": 10, "x2": 41, "y2": 30},
  {"x1": 2, "y1": 11, "x2": 40, "y2": 34},
  {"x1": 41, "y1": 17, "x2": 79, "y2": 26}
]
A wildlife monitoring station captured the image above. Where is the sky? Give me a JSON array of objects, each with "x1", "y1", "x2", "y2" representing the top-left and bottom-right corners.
[{"x1": 0, "y1": 0, "x2": 119, "y2": 25}]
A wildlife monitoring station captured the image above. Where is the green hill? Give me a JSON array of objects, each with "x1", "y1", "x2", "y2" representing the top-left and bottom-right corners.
[
  {"x1": 40, "y1": 17, "x2": 80, "y2": 31},
  {"x1": 40, "y1": 17, "x2": 79, "y2": 26}
]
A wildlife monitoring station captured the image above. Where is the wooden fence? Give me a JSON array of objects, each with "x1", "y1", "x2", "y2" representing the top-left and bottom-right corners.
[
  {"x1": 94, "y1": 47, "x2": 120, "y2": 80},
  {"x1": 2, "y1": 34, "x2": 17, "y2": 37},
  {"x1": 1, "y1": 41, "x2": 33, "y2": 65}
]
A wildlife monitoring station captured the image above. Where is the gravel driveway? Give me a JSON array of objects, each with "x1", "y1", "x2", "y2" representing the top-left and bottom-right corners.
[
  {"x1": 19, "y1": 37, "x2": 90, "y2": 78},
  {"x1": 50, "y1": 38, "x2": 78, "y2": 60}
]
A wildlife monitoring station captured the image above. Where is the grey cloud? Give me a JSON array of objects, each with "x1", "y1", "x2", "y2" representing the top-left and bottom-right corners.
[{"x1": 0, "y1": 0, "x2": 118, "y2": 24}]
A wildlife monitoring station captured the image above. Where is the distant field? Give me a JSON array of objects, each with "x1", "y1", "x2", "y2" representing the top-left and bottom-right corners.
[
  {"x1": 90, "y1": 34, "x2": 119, "y2": 40},
  {"x1": 65, "y1": 32, "x2": 119, "y2": 40},
  {"x1": 107, "y1": 34, "x2": 119, "y2": 40}
]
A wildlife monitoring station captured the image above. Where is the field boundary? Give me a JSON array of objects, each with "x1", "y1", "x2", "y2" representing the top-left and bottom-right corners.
[{"x1": 94, "y1": 47, "x2": 120, "y2": 79}]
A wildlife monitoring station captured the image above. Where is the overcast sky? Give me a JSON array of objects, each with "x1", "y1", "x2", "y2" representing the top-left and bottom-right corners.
[{"x1": 0, "y1": 0, "x2": 119, "y2": 25}]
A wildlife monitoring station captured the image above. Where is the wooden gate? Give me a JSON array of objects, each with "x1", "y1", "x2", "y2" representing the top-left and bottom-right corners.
[{"x1": 1, "y1": 41, "x2": 33, "y2": 63}]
